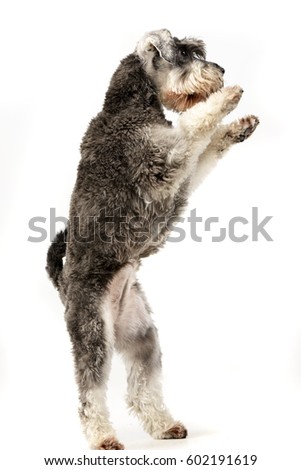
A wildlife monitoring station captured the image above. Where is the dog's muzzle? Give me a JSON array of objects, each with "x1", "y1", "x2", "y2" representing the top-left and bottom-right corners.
[{"x1": 206, "y1": 61, "x2": 225, "y2": 75}]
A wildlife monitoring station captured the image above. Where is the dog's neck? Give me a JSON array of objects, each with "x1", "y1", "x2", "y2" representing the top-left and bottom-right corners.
[{"x1": 102, "y1": 53, "x2": 166, "y2": 121}]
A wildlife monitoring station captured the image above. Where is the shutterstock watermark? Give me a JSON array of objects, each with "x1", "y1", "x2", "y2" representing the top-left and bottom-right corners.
[{"x1": 27, "y1": 207, "x2": 273, "y2": 244}]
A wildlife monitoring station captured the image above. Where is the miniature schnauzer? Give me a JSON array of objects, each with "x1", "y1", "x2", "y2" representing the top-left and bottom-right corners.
[{"x1": 46, "y1": 29, "x2": 259, "y2": 450}]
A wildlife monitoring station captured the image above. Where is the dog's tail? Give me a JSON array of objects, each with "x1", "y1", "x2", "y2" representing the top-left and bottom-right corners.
[{"x1": 46, "y1": 228, "x2": 67, "y2": 289}]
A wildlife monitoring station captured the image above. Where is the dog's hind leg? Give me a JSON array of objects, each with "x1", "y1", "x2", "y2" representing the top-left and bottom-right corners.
[
  {"x1": 65, "y1": 278, "x2": 124, "y2": 450},
  {"x1": 113, "y1": 268, "x2": 187, "y2": 440}
]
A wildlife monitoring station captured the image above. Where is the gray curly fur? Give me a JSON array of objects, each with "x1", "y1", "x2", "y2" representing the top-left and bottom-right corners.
[
  {"x1": 48, "y1": 54, "x2": 188, "y2": 284},
  {"x1": 46, "y1": 29, "x2": 258, "y2": 449}
]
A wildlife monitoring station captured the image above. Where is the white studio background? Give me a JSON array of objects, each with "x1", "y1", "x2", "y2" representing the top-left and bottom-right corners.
[{"x1": 0, "y1": 1, "x2": 300, "y2": 468}]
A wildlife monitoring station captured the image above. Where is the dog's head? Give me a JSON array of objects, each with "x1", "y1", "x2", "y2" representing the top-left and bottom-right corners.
[{"x1": 136, "y1": 29, "x2": 224, "y2": 112}]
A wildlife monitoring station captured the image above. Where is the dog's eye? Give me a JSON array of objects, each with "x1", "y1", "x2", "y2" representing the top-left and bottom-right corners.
[
  {"x1": 193, "y1": 52, "x2": 203, "y2": 61},
  {"x1": 180, "y1": 49, "x2": 187, "y2": 56}
]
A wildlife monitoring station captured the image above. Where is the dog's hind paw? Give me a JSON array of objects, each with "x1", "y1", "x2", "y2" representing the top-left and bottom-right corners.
[
  {"x1": 160, "y1": 422, "x2": 188, "y2": 439},
  {"x1": 97, "y1": 437, "x2": 125, "y2": 450}
]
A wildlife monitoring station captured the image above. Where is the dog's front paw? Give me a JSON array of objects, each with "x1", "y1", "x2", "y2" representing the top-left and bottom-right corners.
[
  {"x1": 221, "y1": 85, "x2": 244, "y2": 115},
  {"x1": 227, "y1": 114, "x2": 260, "y2": 143}
]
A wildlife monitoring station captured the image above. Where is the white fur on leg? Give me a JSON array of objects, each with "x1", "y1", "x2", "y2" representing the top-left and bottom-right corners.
[
  {"x1": 188, "y1": 126, "x2": 230, "y2": 192},
  {"x1": 80, "y1": 386, "x2": 118, "y2": 449},
  {"x1": 126, "y1": 362, "x2": 179, "y2": 438},
  {"x1": 188, "y1": 114, "x2": 259, "y2": 193},
  {"x1": 178, "y1": 86, "x2": 243, "y2": 137}
]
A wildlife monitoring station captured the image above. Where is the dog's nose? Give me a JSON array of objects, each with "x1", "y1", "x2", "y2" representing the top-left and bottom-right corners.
[{"x1": 212, "y1": 63, "x2": 225, "y2": 75}]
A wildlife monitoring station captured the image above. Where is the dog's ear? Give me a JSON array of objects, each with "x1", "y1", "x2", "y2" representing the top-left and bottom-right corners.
[{"x1": 136, "y1": 29, "x2": 176, "y2": 64}]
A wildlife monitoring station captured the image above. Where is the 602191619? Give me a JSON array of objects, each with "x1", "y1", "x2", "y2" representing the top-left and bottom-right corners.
[{"x1": 186, "y1": 454, "x2": 258, "y2": 466}]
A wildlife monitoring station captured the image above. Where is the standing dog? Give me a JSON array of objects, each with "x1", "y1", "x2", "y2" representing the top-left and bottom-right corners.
[{"x1": 46, "y1": 29, "x2": 259, "y2": 449}]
